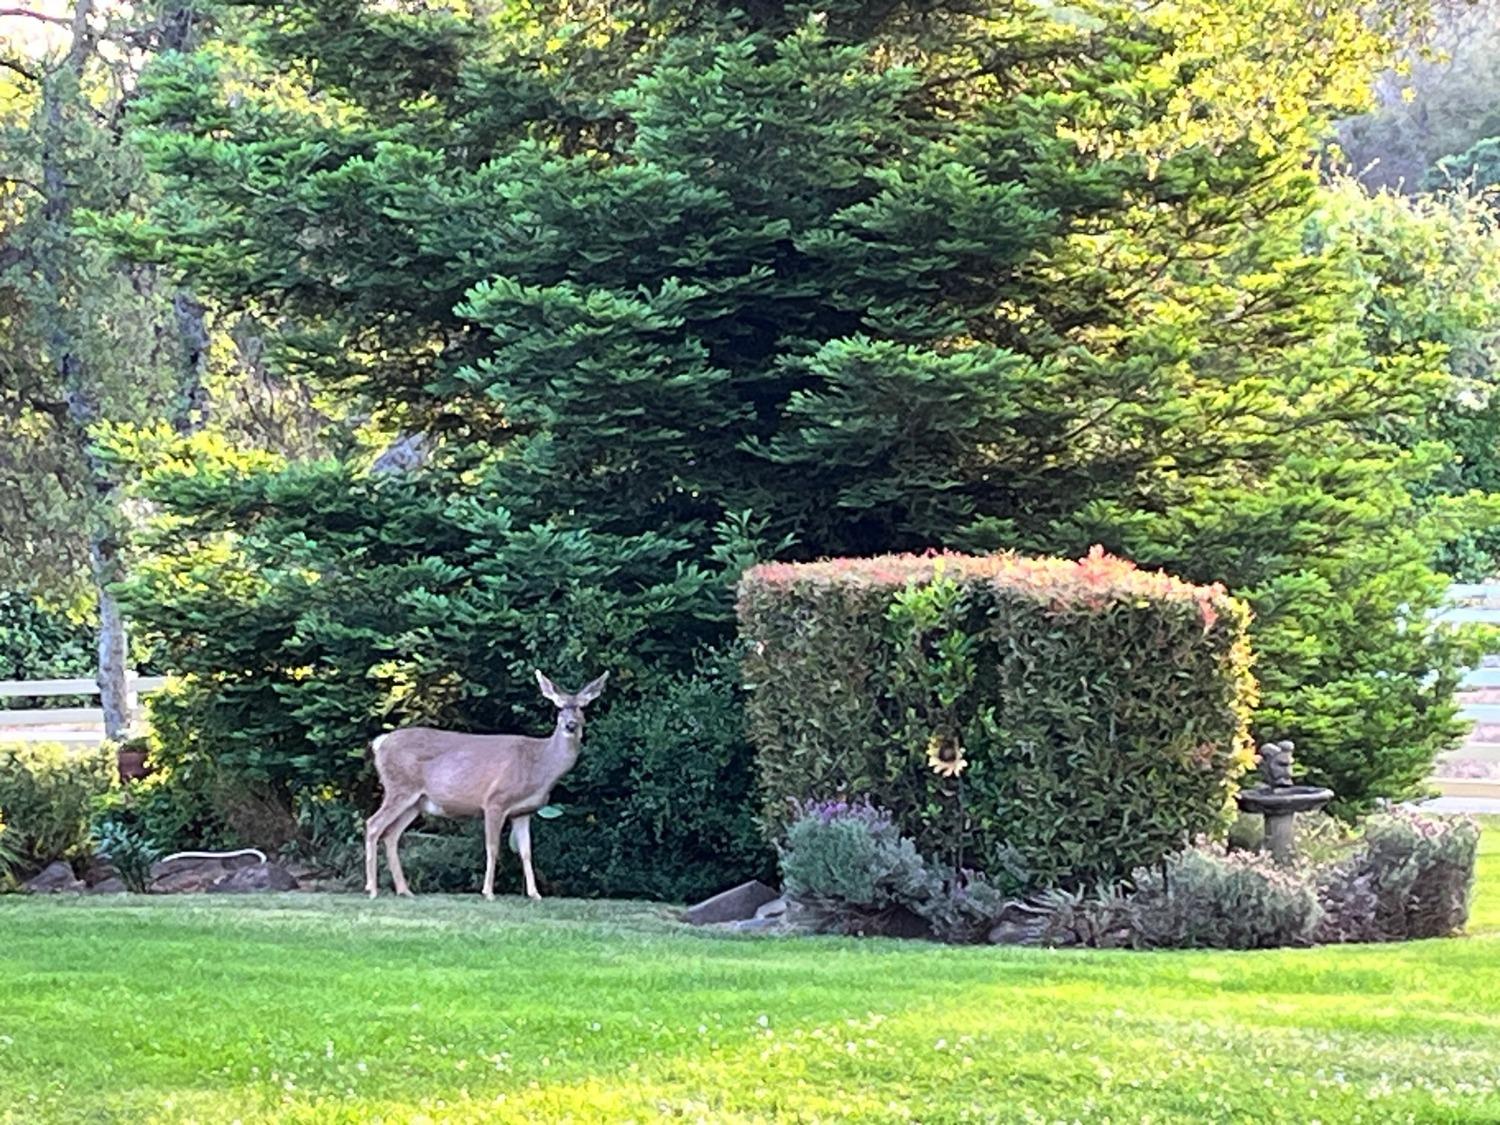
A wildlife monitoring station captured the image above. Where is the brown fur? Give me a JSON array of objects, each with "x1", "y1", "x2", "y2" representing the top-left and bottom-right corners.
[{"x1": 363, "y1": 671, "x2": 607, "y2": 899}]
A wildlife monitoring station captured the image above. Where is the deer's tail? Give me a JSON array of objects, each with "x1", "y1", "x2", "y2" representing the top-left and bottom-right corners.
[{"x1": 368, "y1": 733, "x2": 389, "y2": 766}]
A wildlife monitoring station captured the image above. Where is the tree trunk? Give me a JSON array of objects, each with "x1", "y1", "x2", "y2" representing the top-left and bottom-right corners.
[
  {"x1": 38, "y1": 2, "x2": 128, "y2": 737},
  {"x1": 171, "y1": 290, "x2": 210, "y2": 433},
  {"x1": 162, "y1": 2, "x2": 209, "y2": 437},
  {"x1": 91, "y1": 536, "x2": 130, "y2": 739}
]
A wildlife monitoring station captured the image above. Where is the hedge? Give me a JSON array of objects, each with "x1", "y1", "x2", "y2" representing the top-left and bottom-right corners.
[{"x1": 737, "y1": 549, "x2": 1256, "y2": 890}]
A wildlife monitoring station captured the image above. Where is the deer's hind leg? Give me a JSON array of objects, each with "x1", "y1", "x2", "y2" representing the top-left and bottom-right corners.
[
  {"x1": 383, "y1": 803, "x2": 422, "y2": 897},
  {"x1": 365, "y1": 793, "x2": 417, "y2": 898}
]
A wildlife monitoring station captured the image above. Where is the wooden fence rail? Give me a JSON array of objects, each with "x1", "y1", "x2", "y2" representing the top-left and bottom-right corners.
[
  {"x1": 1436, "y1": 582, "x2": 1500, "y2": 802},
  {"x1": 0, "y1": 674, "x2": 166, "y2": 742}
]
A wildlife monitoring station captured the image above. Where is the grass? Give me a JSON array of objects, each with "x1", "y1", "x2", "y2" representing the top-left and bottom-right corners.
[{"x1": 1, "y1": 821, "x2": 1498, "y2": 1124}]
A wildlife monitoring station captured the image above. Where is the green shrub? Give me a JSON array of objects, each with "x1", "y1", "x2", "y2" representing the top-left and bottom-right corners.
[
  {"x1": 913, "y1": 873, "x2": 1012, "y2": 945},
  {"x1": 0, "y1": 815, "x2": 20, "y2": 884},
  {"x1": 88, "y1": 801, "x2": 162, "y2": 892},
  {"x1": 0, "y1": 591, "x2": 93, "y2": 689},
  {"x1": 86, "y1": 770, "x2": 232, "y2": 861},
  {"x1": 1127, "y1": 845, "x2": 1321, "y2": 950},
  {"x1": 778, "y1": 798, "x2": 937, "y2": 934},
  {"x1": 778, "y1": 798, "x2": 1067, "y2": 943},
  {"x1": 119, "y1": 462, "x2": 766, "y2": 899},
  {"x1": 398, "y1": 829, "x2": 486, "y2": 895},
  {"x1": 536, "y1": 650, "x2": 774, "y2": 903},
  {"x1": 1018, "y1": 883, "x2": 1137, "y2": 949},
  {"x1": 1316, "y1": 809, "x2": 1480, "y2": 942},
  {"x1": 290, "y1": 792, "x2": 367, "y2": 883},
  {"x1": 0, "y1": 743, "x2": 115, "y2": 873},
  {"x1": 740, "y1": 551, "x2": 1254, "y2": 890}
]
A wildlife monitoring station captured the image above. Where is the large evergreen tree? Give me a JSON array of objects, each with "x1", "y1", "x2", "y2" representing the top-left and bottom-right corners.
[{"x1": 111, "y1": 0, "x2": 1487, "y2": 890}]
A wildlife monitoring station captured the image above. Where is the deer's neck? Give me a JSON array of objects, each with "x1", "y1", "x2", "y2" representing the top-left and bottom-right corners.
[{"x1": 541, "y1": 725, "x2": 581, "y2": 781}]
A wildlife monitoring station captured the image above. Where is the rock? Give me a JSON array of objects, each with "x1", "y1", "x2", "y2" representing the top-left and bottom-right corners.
[
  {"x1": 754, "y1": 896, "x2": 789, "y2": 920},
  {"x1": 23, "y1": 861, "x2": 84, "y2": 894},
  {"x1": 149, "y1": 850, "x2": 269, "y2": 893},
  {"x1": 682, "y1": 880, "x2": 781, "y2": 925},
  {"x1": 209, "y1": 863, "x2": 299, "y2": 893},
  {"x1": 82, "y1": 857, "x2": 119, "y2": 885},
  {"x1": 711, "y1": 900, "x2": 816, "y2": 936},
  {"x1": 150, "y1": 859, "x2": 232, "y2": 893},
  {"x1": 87, "y1": 876, "x2": 128, "y2": 894},
  {"x1": 151, "y1": 850, "x2": 263, "y2": 878}
]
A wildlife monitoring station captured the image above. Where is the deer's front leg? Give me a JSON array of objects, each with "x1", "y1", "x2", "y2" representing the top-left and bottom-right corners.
[
  {"x1": 510, "y1": 815, "x2": 540, "y2": 901},
  {"x1": 481, "y1": 803, "x2": 505, "y2": 901}
]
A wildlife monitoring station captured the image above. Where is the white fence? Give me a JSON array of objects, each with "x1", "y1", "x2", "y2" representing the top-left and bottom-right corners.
[
  {"x1": 0, "y1": 675, "x2": 167, "y2": 743},
  {"x1": 1436, "y1": 583, "x2": 1500, "y2": 801}
]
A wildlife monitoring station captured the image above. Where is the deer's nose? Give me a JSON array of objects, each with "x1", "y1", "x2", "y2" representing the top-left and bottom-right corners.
[{"x1": 564, "y1": 720, "x2": 580, "y2": 733}]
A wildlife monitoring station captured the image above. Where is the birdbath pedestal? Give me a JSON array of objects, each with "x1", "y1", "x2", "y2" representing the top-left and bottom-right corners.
[{"x1": 1235, "y1": 740, "x2": 1333, "y2": 865}]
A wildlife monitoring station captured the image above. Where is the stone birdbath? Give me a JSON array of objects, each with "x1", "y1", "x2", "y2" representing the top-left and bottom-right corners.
[{"x1": 1235, "y1": 739, "x2": 1333, "y2": 865}]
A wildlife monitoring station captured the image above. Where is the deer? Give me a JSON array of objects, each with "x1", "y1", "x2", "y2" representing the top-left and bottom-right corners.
[{"x1": 363, "y1": 670, "x2": 609, "y2": 901}]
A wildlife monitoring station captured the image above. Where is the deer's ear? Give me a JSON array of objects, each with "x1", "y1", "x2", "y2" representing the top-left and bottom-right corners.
[
  {"x1": 576, "y1": 671, "x2": 610, "y2": 705},
  {"x1": 535, "y1": 670, "x2": 566, "y2": 706}
]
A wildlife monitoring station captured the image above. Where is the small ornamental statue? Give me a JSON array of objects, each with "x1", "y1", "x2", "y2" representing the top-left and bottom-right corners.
[{"x1": 1257, "y1": 739, "x2": 1296, "y2": 788}]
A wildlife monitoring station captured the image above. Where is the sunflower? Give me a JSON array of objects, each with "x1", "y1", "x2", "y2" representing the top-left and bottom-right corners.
[{"x1": 925, "y1": 732, "x2": 967, "y2": 778}]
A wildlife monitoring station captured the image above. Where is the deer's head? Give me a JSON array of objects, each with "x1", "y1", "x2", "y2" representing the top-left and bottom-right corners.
[{"x1": 535, "y1": 670, "x2": 609, "y2": 738}]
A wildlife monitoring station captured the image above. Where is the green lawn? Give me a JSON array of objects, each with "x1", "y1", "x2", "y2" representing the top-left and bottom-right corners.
[{"x1": 2, "y1": 822, "x2": 1498, "y2": 1124}]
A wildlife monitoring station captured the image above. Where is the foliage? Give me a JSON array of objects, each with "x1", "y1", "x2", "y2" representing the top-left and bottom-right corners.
[
  {"x1": 535, "y1": 650, "x2": 773, "y2": 902},
  {"x1": 911, "y1": 871, "x2": 1013, "y2": 945},
  {"x1": 1336, "y1": 0, "x2": 1500, "y2": 193},
  {"x1": 88, "y1": 796, "x2": 162, "y2": 893},
  {"x1": 741, "y1": 551, "x2": 1254, "y2": 890},
  {"x1": 778, "y1": 799, "x2": 936, "y2": 933},
  {"x1": 0, "y1": 742, "x2": 114, "y2": 874},
  {"x1": 1019, "y1": 811, "x2": 1478, "y2": 950},
  {"x1": 776, "y1": 797, "x2": 1109, "y2": 944},
  {"x1": 123, "y1": 460, "x2": 728, "y2": 802},
  {"x1": 0, "y1": 40, "x2": 184, "y2": 594},
  {"x1": 396, "y1": 829, "x2": 486, "y2": 896},
  {"x1": 0, "y1": 815, "x2": 19, "y2": 885},
  {"x1": 1128, "y1": 844, "x2": 1323, "y2": 950},
  {"x1": 117, "y1": 451, "x2": 767, "y2": 895},
  {"x1": 87, "y1": 768, "x2": 231, "y2": 861},
  {"x1": 1013, "y1": 882, "x2": 1139, "y2": 949},
  {"x1": 0, "y1": 591, "x2": 93, "y2": 687},
  {"x1": 99, "y1": 0, "x2": 1489, "y2": 850},
  {"x1": 1316, "y1": 808, "x2": 1480, "y2": 941},
  {"x1": 1426, "y1": 136, "x2": 1500, "y2": 195},
  {"x1": 289, "y1": 790, "x2": 366, "y2": 883},
  {"x1": 1309, "y1": 180, "x2": 1500, "y2": 580},
  {"x1": 0, "y1": 820, "x2": 1497, "y2": 1121}
]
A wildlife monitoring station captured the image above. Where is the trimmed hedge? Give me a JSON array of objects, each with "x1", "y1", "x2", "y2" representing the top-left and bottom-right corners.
[{"x1": 738, "y1": 550, "x2": 1255, "y2": 890}]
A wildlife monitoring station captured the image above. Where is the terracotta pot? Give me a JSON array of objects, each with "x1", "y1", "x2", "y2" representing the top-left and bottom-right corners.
[{"x1": 116, "y1": 749, "x2": 150, "y2": 783}]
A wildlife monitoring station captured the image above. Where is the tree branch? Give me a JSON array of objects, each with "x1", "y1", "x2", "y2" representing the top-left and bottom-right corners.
[
  {"x1": 0, "y1": 173, "x2": 45, "y2": 194},
  {"x1": 0, "y1": 54, "x2": 40, "y2": 82},
  {"x1": 0, "y1": 6, "x2": 71, "y2": 25}
]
